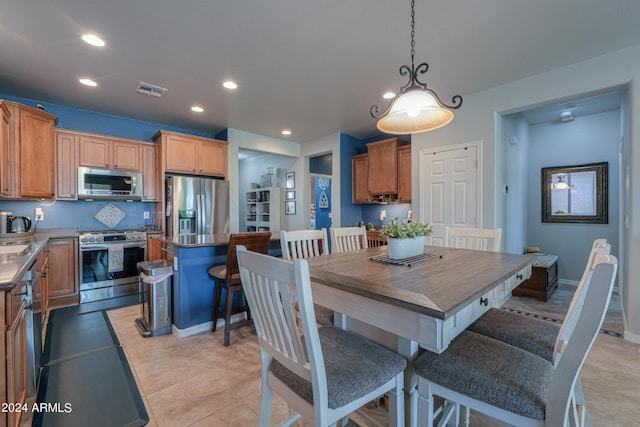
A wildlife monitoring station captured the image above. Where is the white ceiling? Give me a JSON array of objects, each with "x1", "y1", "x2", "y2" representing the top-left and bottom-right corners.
[{"x1": 1, "y1": 1, "x2": 640, "y2": 142}]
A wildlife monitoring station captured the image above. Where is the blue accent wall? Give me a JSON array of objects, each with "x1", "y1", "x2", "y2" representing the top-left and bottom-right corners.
[
  {"x1": 0, "y1": 94, "x2": 216, "y2": 141},
  {"x1": 0, "y1": 94, "x2": 224, "y2": 230},
  {"x1": 338, "y1": 133, "x2": 412, "y2": 227},
  {"x1": 339, "y1": 134, "x2": 366, "y2": 226},
  {"x1": 310, "y1": 153, "x2": 332, "y2": 175}
]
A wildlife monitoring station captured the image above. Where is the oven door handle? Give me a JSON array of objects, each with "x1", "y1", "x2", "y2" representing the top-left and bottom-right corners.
[
  {"x1": 81, "y1": 242, "x2": 146, "y2": 251},
  {"x1": 80, "y1": 244, "x2": 110, "y2": 251}
]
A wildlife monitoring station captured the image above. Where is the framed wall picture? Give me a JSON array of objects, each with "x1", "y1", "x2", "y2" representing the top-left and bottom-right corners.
[
  {"x1": 285, "y1": 190, "x2": 295, "y2": 200},
  {"x1": 286, "y1": 172, "x2": 295, "y2": 189},
  {"x1": 285, "y1": 201, "x2": 296, "y2": 215}
]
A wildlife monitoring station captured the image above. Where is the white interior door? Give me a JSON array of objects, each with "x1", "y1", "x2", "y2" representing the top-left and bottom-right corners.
[{"x1": 421, "y1": 144, "x2": 480, "y2": 246}]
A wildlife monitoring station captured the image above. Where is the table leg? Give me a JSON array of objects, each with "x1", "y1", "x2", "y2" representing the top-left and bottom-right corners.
[{"x1": 398, "y1": 337, "x2": 419, "y2": 427}]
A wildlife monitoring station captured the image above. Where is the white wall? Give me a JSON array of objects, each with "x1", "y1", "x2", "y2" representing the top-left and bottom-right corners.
[
  {"x1": 238, "y1": 154, "x2": 297, "y2": 231},
  {"x1": 411, "y1": 43, "x2": 640, "y2": 342},
  {"x1": 226, "y1": 128, "x2": 300, "y2": 232},
  {"x1": 526, "y1": 110, "x2": 620, "y2": 282},
  {"x1": 301, "y1": 133, "x2": 341, "y2": 229},
  {"x1": 502, "y1": 116, "x2": 531, "y2": 254}
]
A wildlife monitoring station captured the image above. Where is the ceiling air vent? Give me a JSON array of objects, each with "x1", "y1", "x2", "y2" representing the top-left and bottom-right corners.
[{"x1": 136, "y1": 82, "x2": 168, "y2": 98}]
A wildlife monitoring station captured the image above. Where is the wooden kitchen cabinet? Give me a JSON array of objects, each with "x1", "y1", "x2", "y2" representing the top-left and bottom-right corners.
[
  {"x1": 366, "y1": 137, "x2": 407, "y2": 196},
  {"x1": 55, "y1": 130, "x2": 79, "y2": 200},
  {"x1": 112, "y1": 140, "x2": 141, "y2": 171},
  {"x1": 155, "y1": 130, "x2": 229, "y2": 178},
  {"x1": 0, "y1": 102, "x2": 12, "y2": 198},
  {"x1": 79, "y1": 134, "x2": 141, "y2": 171},
  {"x1": 47, "y1": 238, "x2": 79, "y2": 309},
  {"x1": 1, "y1": 101, "x2": 56, "y2": 200},
  {"x1": 352, "y1": 153, "x2": 370, "y2": 204},
  {"x1": 141, "y1": 143, "x2": 160, "y2": 202},
  {"x1": 6, "y1": 297, "x2": 27, "y2": 427},
  {"x1": 397, "y1": 144, "x2": 412, "y2": 202},
  {"x1": 146, "y1": 233, "x2": 164, "y2": 261}
]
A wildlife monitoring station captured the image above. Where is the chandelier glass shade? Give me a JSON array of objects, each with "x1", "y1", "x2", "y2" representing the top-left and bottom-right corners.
[{"x1": 371, "y1": 0, "x2": 462, "y2": 134}]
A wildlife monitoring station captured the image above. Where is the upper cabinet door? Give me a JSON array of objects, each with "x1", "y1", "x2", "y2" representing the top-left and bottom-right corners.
[
  {"x1": 352, "y1": 153, "x2": 370, "y2": 204},
  {"x1": 79, "y1": 135, "x2": 111, "y2": 168},
  {"x1": 112, "y1": 140, "x2": 141, "y2": 171},
  {"x1": 367, "y1": 138, "x2": 405, "y2": 195},
  {"x1": 397, "y1": 145, "x2": 412, "y2": 202},
  {"x1": 164, "y1": 134, "x2": 198, "y2": 173},
  {"x1": 18, "y1": 107, "x2": 56, "y2": 199},
  {"x1": 198, "y1": 139, "x2": 228, "y2": 177},
  {"x1": 55, "y1": 130, "x2": 79, "y2": 200},
  {"x1": 141, "y1": 144, "x2": 159, "y2": 201}
]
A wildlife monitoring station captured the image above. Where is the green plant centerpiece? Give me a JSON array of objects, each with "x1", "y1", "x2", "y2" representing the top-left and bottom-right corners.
[{"x1": 380, "y1": 218, "x2": 432, "y2": 259}]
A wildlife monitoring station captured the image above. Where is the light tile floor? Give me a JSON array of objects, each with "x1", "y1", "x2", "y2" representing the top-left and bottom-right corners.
[{"x1": 106, "y1": 288, "x2": 640, "y2": 427}]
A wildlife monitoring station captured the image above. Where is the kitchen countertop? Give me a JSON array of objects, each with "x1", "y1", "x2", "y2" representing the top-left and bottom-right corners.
[
  {"x1": 154, "y1": 232, "x2": 280, "y2": 248},
  {"x1": 0, "y1": 227, "x2": 78, "y2": 291}
]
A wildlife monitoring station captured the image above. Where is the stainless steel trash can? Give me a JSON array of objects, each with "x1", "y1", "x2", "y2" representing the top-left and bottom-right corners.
[{"x1": 135, "y1": 260, "x2": 173, "y2": 337}]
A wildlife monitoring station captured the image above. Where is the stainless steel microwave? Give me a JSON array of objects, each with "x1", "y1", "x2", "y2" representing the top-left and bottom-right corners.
[{"x1": 77, "y1": 167, "x2": 143, "y2": 201}]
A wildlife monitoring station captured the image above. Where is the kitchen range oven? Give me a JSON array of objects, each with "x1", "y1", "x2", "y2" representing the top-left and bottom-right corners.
[{"x1": 79, "y1": 230, "x2": 146, "y2": 303}]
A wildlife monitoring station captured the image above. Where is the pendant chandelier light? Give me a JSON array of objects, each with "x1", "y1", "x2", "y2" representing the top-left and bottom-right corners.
[{"x1": 370, "y1": 0, "x2": 462, "y2": 134}]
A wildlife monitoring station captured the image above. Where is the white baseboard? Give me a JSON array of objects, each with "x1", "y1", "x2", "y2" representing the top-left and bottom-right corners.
[
  {"x1": 172, "y1": 312, "x2": 248, "y2": 339},
  {"x1": 558, "y1": 278, "x2": 579, "y2": 287},
  {"x1": 624, "y1": 330, "x2": 640, "y2": 344}
]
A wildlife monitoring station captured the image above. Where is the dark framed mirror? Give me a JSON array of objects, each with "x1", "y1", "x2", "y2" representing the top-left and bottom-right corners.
[{"x1": 542, "y1": 162, "x2": 608, "y2": 224}]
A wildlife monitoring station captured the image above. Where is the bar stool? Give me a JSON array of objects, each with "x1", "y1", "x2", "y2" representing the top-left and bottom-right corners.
[{"x1": 208, "y1": 232, "x2": 271, "y2": 346}]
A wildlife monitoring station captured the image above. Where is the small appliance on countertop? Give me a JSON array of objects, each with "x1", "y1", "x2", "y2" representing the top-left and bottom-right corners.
[{"x1": 0, "y1": 210, "x2": 33, "y2": 237}]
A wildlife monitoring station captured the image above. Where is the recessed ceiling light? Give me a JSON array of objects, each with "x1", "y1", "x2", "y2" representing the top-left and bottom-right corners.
[
  {"x1": 82, "y1": 34, "x2": 105, "y2": 47},
  {"x1": 383, "y1": 92, "x2": 396, "y2": 99},
  {"x1": 191, "y1": 106, "x2": 204, "y2": 113},
  {"x1": 282, "y1": 130, "x2": 292, "y2": 135},
  {"x1": 223, "y1": 81, "x2": 237, "y2": 90},
  {"x1": 79, "y1": 78, "x2": 97, "y2": 87}
]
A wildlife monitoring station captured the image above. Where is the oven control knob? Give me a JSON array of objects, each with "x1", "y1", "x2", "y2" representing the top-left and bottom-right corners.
[
  {"x1": 80, "y1": 237, "x2": 88, "y2": 243},
  {"x1": 89, "y1": 237, "x2": 95, "y2": 242},
  {"x1": 96, "y1": 236, "x2": 104, "y2": 243}
]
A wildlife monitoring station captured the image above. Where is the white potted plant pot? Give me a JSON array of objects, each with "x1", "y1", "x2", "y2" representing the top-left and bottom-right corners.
[{"x1": 387, "y1": 236, "x2": 426, "y2": 259}]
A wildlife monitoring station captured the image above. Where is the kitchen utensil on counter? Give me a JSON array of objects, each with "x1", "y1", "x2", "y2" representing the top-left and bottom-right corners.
[{"x1": 11, "y1": 216, "x2": 32, "y2": 233}]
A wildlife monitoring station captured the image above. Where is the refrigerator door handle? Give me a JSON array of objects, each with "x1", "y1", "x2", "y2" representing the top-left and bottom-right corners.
[
  {"x1": 196, "y1": 192, "x2": 201, "y2": 235},
  {"x1": 198, "y1": 194, "x2": 203, "y2": 234},
  {"x1": 200, "y1": 193, "x2": 206, "y2": 234}
]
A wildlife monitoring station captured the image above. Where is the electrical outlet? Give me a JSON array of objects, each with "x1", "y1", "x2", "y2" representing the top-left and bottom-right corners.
[
  {"x1": 379, "y1": 210, "x2": 387, "y2": 221},
  {"x1": 407, "y1": 210, "x2": 413, "y2": 220},
  {"x1": 35, "y1": 207, "x2": 44, "y2": 221},
  {"x1": 144, "y1": 211, "x2": 150, "y2": 220}
]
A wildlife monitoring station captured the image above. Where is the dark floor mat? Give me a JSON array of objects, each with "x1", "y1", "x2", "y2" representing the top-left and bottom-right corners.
[
  {"x1": 48, "y1": 295, "x2": 142, "y2": 321},
  {"x1": 42, "y1": 311, "x2": 119, "y2": 365},
  {"x1": 33, "y1": 346, "x2": 148, "y2": 427}
]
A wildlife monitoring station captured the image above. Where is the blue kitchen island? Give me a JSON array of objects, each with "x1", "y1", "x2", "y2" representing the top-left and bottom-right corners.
[{"x1": 153, "y1": 233, "x2": 282, "y2": 338}]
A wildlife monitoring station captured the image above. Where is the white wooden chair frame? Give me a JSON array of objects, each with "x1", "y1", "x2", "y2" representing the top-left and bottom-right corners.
[
  {"x1": 330, "y1": 226, "x2": 368, "y2": 254},
  {"x1": 237, "y1": 246, "x2": 405, "y2": 427},
  {"x1": 280, "y1": 228, "x2": 329, "y2": 260},
  {"x1": 417, "y1": 253, "x2": 618, "y2": 427},
  {"x1": 444, "y1": 227, "x2": 502, "y2": 252}
]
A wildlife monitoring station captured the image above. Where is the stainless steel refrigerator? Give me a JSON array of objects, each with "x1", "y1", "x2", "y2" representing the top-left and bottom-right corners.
[{"x1": 166, "y1": 175, "x2": 230, "y2": 235}]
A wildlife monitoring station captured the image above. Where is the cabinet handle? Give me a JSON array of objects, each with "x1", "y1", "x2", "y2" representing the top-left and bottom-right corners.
[
  {"x1": 479, "y1": 297, "x2": 489, "y2": 306},
  {"x1": 517, "y1": 274, "x2": 523, "y2": 280}
]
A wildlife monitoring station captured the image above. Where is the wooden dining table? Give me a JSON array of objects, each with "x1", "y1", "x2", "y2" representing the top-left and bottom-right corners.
[{"x1": 305, "y1": 245, "x2": 535, "y2": 427}]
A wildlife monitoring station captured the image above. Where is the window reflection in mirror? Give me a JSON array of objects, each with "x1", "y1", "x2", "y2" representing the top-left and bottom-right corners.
[{"x1": 542, "y1": 162, "x2": 608, "y2": 224}]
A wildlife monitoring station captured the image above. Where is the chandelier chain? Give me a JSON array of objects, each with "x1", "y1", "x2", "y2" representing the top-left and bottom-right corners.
[{"x1": 410, "y1": 0, "x2": 416, "y2": 68}]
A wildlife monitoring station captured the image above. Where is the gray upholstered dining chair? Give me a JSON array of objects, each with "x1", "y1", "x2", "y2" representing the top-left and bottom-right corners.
[
  {"x1": 236, "y1": 245, "x2": 407, "y2": 427},
  {"x1": 466, "y1": 238, "x2": 610, "y2": 425},
  {"x1": 280, "y1": 228, "x2": 334, "y2": 326},
  {"x1": 469, "y1": 239, "x2": 609, "y2": 363},
  {"x1": 444, "y1": 227, "x2": 502, "y2": 252},
  {"x1": 414, "y1": 253, "x2": 617, "y2": 427},
  {"x1": 330, "y1": 225, "x2": 368, "y2": 253}
]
